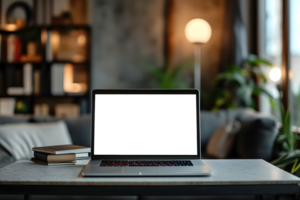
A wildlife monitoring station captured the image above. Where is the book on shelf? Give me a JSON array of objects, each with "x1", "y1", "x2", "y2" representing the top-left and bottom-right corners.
[
  {"x1": 55, "y1": 103, "x2": 79, "y2": 117},
  {"x1": 7, "y1": 87, "x2": 23, "y2": 95},
  {"x1": 0, "y1": 71, "x2": 2, "y2": 95},
  {"x1": 31, "y1": 158, "x2": 76, "y2": 166},
  {"x1": 34, "y1": 70, "x2": 40, "y2": 95},
  {"x1": 5, "y1": 66, "x2": 22, "y2": 88},
  {"x1": 6, "y1": 64, "x2": 33, "y2": 95},
  {"x1": 23, "y1": 63, "x2": 32, "y2": 95},
  {"x1": 6, "y1": 66, "x2": 24, "y2": 94},
  {"x1": 0, "y1": 34, "x2": 2, "y2": 61},
  {"x1": 34, "y1": 104, "x2": 49, "y2": 116},
  {"x1": 20, "y1": 55, "x2": 42, "y2": 62},
  {"x1": 51, "y1": 64, "x2": 64, "y2": 95},
  {"x1": 40, "y1": 65, "x2": 51, "y2": 95},
  {"x1": 32, "y1": 144, "x2": 90, "y2": 155},
  {"x1": 46, "y1": 30, "x2": 52, "y2": 61},
  {"x1": 0, "y1": 98, "x2": 15, "y2": 116},
  {"x1": 7, "y1": 35, "x2": 21, "y2": 62}
]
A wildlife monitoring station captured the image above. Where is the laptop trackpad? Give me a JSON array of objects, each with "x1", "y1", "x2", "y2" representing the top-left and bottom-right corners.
[{"x1": 122, "y1": 167, "x2": 175, "y2": 175}]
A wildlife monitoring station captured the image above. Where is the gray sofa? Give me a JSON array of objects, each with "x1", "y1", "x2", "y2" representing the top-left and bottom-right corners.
[{"x1": 0, "y1": 108, "x2": 278, "y2": 168}]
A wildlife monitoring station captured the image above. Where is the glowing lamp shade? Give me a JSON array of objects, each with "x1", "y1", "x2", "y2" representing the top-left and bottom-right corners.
[
  {"x1": 185, "y1": 18, "x2": 212, "y2": 44},
  {"x1": 269, "y1": 67, "x2": 282, "y2": 82}
]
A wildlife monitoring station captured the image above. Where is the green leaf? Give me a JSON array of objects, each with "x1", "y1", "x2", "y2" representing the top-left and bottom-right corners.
[
  {"x1": 212, "y1": 74, "x2": 228, "y2": 83},
  {"x1": 225, "y1": 65, "x2": 242, "y2": 73},
  {"x1": 228, "y1": 101, "x2": 238, "y2": 109},
  {"x1": 170, "y1": 65, "x2": 183, "y2": 79},
  {"x1": 282, "y1": 141, "x2": 290, "y2": 153},
  {"x1": 146, "y1": 62, "x2": 189, "y2": 89},
  {"x1": 271, "y1": 150, "x2": 300, "y2": 167},
  {"x1": 284, "y1": 109, "x2": 294, "y2": 152},
  {"x1": 252, "y1": 70, "x2": 268, "y2": 83},
  {"x1": 256, "y1": 58, "x2": 273, "y2": 66},
  {"x1": 215, "y1": 97, "x2": 227, "y2": 106},
  {"x1": 230, "y1": 72, "x2": 246, "y2": 85},
  {"x1": 276, "y1": 134, "x2": 287, "y2": 143},
  {"x1": 213, "y1": 66, "x2": 247, "y2": 86},
  {"x1": 280, "y1": 103, "x2": 286, "y2": 129},
  {"x1": 246, "y1": 54, "x2": 273, "y2": 66},
  {"x1": 291, "y1": 159, "x2": 300, "y2": 174},
  {"x1": 271, "y1": 153, "x2": 288, "y2": 165},
  {"x1": 269, "y1": 98, "x2": 278, "y2": 110},
  {"x1": 253, "y1": 86, "x2": 275, "y2": 99},
  {"x1": 237, "y1": 85, "x2": 253, "y2": 107},
  {"x1": 294, "y1": 167, "x2": 300, "y2": 176}
]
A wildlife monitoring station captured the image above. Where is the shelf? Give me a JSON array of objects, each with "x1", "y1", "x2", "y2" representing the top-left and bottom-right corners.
[
  {"x1": 0, "y1": 62, "x2": 43, "y2": 65},
  {"x1": 0, "y1": 23, "x2": 91, "y2": 113},
  {"x1": 0, "y1": 94, "x2": 88, "y2": 98},
  {"x1": 0, "y1": 61, "x2": 89, "y2": 65},
  {"x1": 0, "y1": 95, "x2": 33, "y2": 98},
  {"x1": 0, "y1": 25, "x2": 90, "y2": 34},
  {"x1": 34, "y1": 94, "x2": 89, "y2": 98},
  {"x1": 46, "y1": 61, "x2": 89, "y2": 65}
]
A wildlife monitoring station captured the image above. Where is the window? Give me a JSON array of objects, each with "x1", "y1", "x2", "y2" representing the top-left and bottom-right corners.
[
  {"x1": 259, "y1": 0, "x2": 282, "y2": 121},
  {"x1": 290, "y1": 0, "x2": 300, "y2": 126},
  {"x1": 259, "y1": 0, "x2": 300, "y2": 127}
]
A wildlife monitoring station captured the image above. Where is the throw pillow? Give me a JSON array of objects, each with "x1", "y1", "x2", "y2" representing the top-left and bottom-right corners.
[
  {"x1": 235, "y1": 109, "x2": 278, "y2": 161},
  {"x1": 200, "y1": 109, "x2": 244, "y2": 150},
  {"x1": 0, "y1": 121, "x2": 72, "y2": 160},
  {"x1": 206, "y1": 121, "x2": 241, "y2": 159}
]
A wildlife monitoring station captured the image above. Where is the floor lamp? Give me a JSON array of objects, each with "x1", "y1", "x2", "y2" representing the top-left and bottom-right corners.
[
  {"x1": 184, "y1": 19, "x2": 212, "y2": 89},
  {"x1": 184, "y1": 19, "x2": 211, "y2": 144}
]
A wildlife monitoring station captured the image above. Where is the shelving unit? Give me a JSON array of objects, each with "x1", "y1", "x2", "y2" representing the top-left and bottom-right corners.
[{"x1": 0, "y1": 25, "x2": 91, "y2": 116}]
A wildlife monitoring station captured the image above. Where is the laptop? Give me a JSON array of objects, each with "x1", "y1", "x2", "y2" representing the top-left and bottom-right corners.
[{"x1": 82, "y1": 89, "x2": 212, "y2": 176}]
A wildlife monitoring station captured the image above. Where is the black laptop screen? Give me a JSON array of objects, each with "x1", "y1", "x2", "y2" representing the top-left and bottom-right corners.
[{"x1": 93, "y1": 94, "x2": 198, "y2": 156}]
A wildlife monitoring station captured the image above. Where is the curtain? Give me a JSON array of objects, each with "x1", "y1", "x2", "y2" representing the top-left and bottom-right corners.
[{"x1": 221, "y1": 0, "x2": 248, "y2": 70}]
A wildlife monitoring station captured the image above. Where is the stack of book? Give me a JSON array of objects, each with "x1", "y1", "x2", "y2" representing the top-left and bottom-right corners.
[{"x1": 31, "y1": 145, "x2": 90, "y2": 165}]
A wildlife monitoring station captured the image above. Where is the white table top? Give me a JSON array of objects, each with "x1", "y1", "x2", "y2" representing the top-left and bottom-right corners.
[{"x1": 0, "y1": 159, "x2": 299, "y2": 186}]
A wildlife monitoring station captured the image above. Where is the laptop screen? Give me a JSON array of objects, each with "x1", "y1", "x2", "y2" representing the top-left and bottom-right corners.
[{"x1": 93, "y1": 93, "x2": 198, "y2": 156}]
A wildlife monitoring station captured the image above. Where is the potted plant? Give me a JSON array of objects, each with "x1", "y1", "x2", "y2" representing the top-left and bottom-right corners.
[
  {"x1": 209, "y1": 54, "x2": 275, "y2": 111},
  {"x1": 271, "y1": 104, "x2": 299, "y2": 175},
  {"x1": 147, "y1": 63, "x2": 190, "y2": 89}
]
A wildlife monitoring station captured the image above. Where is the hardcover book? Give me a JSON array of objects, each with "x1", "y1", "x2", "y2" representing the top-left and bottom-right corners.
[
  {"x1": 32, "y1": 144, "x2": 90, "y2": 155},
  {"x1": 31, "y1": 158, "x2": 76, "y2": 166},
  {"x1": 34, "y1": 152, "x2": 76, "y2": 162}
]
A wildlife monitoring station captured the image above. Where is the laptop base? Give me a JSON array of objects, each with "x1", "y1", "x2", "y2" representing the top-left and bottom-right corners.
[{"x1": 82, "y1": 159, "x2": 212, "y2": 176}]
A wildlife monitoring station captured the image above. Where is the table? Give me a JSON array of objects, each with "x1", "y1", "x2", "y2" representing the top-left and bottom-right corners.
[{"x1": 0, "y1": 159, "x2": 299, "y2": 200}]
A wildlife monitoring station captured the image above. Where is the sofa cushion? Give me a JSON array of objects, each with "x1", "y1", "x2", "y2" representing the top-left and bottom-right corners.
[
  {"x1": 63, "y1": 116, "x2": 91, "y2": 147},
  {"x1": 0, "y1": 115, "x2": 29, "y2": 125},
  {"x1": 0, "y1": 144, "x2": 15, "y2": 168},
  {"x1": 0, "y1": 121, "x2": 72, "y2": 160},
  {"x1": 235, "y1": 109, "x2": 278, "y2": 161},
  {"x1": 31, "y1": 115, "x2": 91, "y2": 147}
]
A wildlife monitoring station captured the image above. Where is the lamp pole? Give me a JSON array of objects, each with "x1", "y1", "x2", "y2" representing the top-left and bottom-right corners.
[
  {"x1": 194, "y1": 44, "x2": 201, "y2": 151},
  {"x1": 185, "y1": 18, "x2": 211, "y2": 155},
  {"x1": 194, "y1": 44, "x2": 201, "y2": 89}
]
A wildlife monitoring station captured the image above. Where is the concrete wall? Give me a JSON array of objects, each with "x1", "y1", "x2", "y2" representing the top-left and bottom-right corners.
[
  {"x1": 89, "y1": 0, "x2": 229, "y2": 93},
  {"x1": 90, "y1": 0, "x2": 164, "y2": 89}
]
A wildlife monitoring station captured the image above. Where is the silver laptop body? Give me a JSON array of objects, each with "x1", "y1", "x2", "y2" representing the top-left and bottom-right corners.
[{"x1": 82, "y1": 89, "x2": 212, "y2": 176}]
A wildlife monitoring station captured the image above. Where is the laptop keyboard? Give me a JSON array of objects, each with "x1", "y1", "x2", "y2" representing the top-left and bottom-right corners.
[{"x1": 100, "y1": 160, "x2": 193, "y2": 167}]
